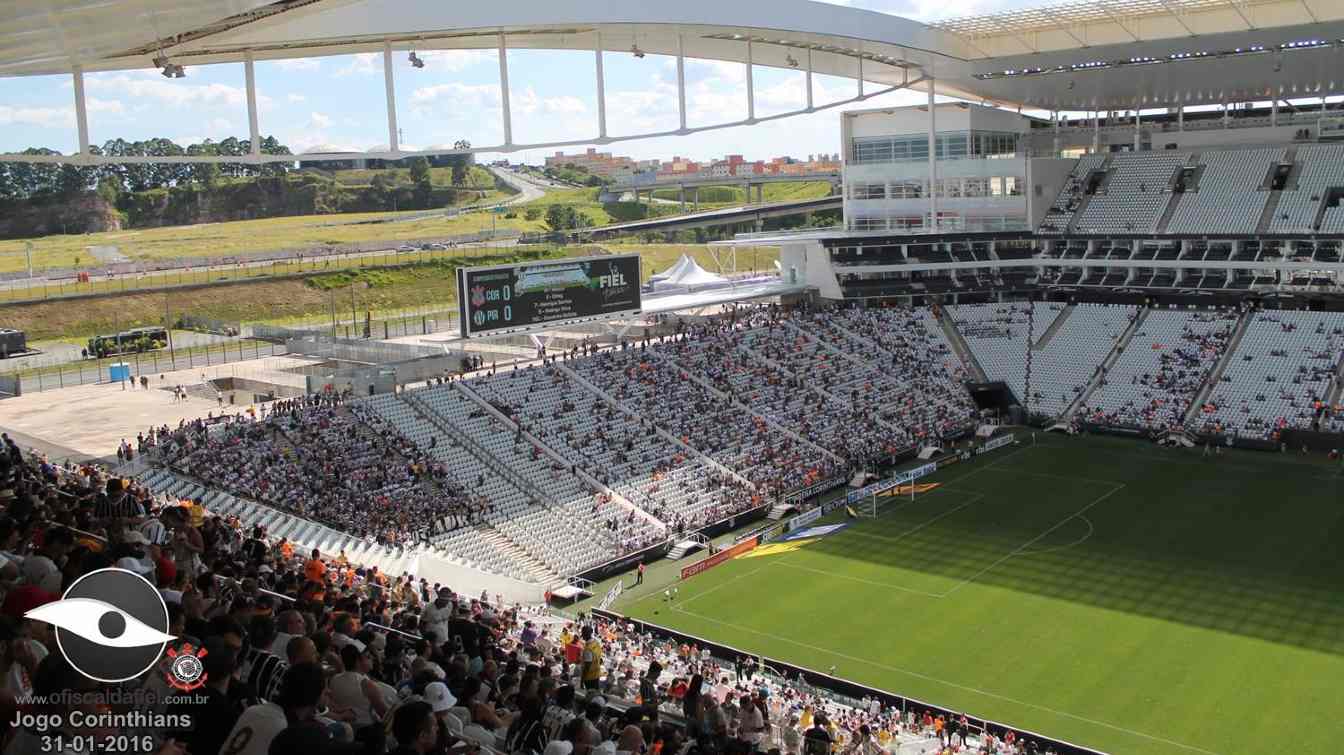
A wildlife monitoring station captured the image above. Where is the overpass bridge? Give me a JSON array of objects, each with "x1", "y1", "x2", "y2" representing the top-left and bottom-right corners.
[
  {"x1": 601, "y1": 171, "x2": 841, "y2": 207},
  {"x1": 566, "y1": 195, "x2": 841, "y2": 239}
]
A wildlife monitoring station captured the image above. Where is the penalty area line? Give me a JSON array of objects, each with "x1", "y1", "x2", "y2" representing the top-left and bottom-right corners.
[{"x1": 939, "y1": 482, "x2": 1126, "y2": 598}]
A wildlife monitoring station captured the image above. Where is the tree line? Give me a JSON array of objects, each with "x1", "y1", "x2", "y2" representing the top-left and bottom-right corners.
[{"x1": 0, "y1": 136, "x2": 294, "y2": 201}]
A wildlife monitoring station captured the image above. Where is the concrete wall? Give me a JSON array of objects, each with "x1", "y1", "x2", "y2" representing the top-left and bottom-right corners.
[
  {"x1": 1027, "y1": 157, "x2": 1081, "y2": 228},
  {"x1": 413, "y1": 552, "x2": 548, "y2": 604}
]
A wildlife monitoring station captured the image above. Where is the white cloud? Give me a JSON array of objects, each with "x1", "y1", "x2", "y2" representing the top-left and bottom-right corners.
[
  {"x1": 309, "y1": 112, "x2": 332, "y2": 129},
  {"x1": 287, "y1": 94, "x2": 307, "y2": 104},
  {"x1": 270, "y1": 58, "x2": 321, "y2": 72},
  {"x1": 410, "y1": 82, "x2": 502, "y2": 111},
  {"x1": 84, "y1": 72, "x2": 273, "y2": 111},
  {"x1": 0, "y1": 97, "x2": 124, "y2": 128},
  {"x1": 418, "y1": 50, "x2": 493, "y2": 72},
  {"x1": 0, "y1": 105, "x2": 72, "y2": 128},
  {"x1": 335, "y1": 53, "x2": 381, "y2": 77},
  {"x1": 208, "y1": 117, "x2": 233, "y2": 132},
  {"x1": 543, "y1": 96, "x2": 587, "y2": 115}
]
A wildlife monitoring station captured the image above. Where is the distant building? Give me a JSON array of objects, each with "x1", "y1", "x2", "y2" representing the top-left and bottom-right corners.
[{"x1": 545, "y1": 148, "x2": 638, "y2": 178}]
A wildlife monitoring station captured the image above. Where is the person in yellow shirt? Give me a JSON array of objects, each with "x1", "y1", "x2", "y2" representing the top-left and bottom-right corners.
[
  {"x1": 799, "y1": 704, "x2": 814, "y2": 732},
  {"x1": 580, "y1": 625, "x2": 603, "y2": 691}
]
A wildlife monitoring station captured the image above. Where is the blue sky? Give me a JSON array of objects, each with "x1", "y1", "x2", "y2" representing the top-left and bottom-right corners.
[{"x1": 0, "y1": 0, "x2": 1025, "y2": 162}]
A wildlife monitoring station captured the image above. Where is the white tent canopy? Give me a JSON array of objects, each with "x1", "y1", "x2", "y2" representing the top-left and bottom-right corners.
[
  {"x1": 648, "y1": 254, "x2": 695, "y2": 284},
  {"x1": 654, "y1": 254, "x2": 727, "y2": 290}
]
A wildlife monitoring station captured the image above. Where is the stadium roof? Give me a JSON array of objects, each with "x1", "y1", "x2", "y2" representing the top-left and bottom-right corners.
[
  {"x1": 3, "y1": 0, "x2": 1343, "y2": 157},
  {"x1": 933, "y1": 0, "x2": 1335, "y2": 57}
]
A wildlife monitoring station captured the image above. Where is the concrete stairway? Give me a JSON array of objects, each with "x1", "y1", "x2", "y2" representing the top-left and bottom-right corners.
[
  {"x1": 554, "y1": 362, "x2": 756, "y2": 491},
  {"x1": 1182, "y1": 309, "x2": 1253, "y2": 426},
  {"x1": 935, "y1": 307, "x2": 989, "y2": 382},
  {"x1": 654, "y1": 352, "x2": 843, "y2": 465},
  {"x1": 1063, "y1": 307, "x2": 1149, "y2": 421},
  {"x1": 468, "y1": 525, "x2": 558, "y2": 584},
  {"x1": 1033, "y1": 304, "x2": 1074, "y2": 350},
  {"x1": 1256, "y1": 148, "x2": 1298, "y2": 233}
]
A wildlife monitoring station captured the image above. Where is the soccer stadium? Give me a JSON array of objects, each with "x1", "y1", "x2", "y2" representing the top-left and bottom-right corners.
[{"x1": 0, "y1": 2, "x2": 1342, "y2": 755}]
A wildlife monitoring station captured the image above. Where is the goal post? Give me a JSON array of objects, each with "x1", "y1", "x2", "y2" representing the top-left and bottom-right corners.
[{"x1": 851, "y1": 481, "x2": 916, "y2": 519}]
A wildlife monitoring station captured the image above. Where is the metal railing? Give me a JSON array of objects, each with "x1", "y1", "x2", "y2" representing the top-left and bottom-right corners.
[{"x1": 10, "y1": 339, "x2": 288, "y2": 394}]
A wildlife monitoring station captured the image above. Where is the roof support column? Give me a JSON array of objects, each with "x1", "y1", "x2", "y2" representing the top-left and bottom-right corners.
[
  {"x1": 857, "y1": 51, "x2": 864, "y2": 98},
  {"x1": 746, "y1": 41, "x2": 755, "y2": 122},
  {"x1": 1134, "y1": 105, "x2": 1141, "y2": 151},
  {"x1": 245, "y1": 51, "x2": 261, "y2": 157},
  {"x1": 676, "y1": 35, "x2": 687, "y2": 132},
  {"x1": 927, "y1": 78, "x2": 937, "y2": 230},
  {"x1": 1222, "y1": 96, "x2": 1228, "y2": 128},
  {"x1": 1091, "y1": 109, "x2": 1099, "y2": 153},
  {"x1": 498, "y1": 34, "x2": 513, "y2": 148},
  {"x1": 1271, "y1": 98, "x2": 1278, "y2": 127},
  {"x1": 805, "y1": 48, "x2": 814, "y2": 111},
  {"x1": 71, "y1": 65, "x2": 90, "y2": 158},
  {"x1": 595, "y1": 33, "x2": 607, "y2": 140},
  {"x1": 1178, "y1": 104, "x2": 1184, "y2": 132},
  {"x1": 1052, "y1": 110, "x2": 1060, "y2": 156},
  {"x1": 382, "y1": 42, "x2": 399, "y2": 153}
]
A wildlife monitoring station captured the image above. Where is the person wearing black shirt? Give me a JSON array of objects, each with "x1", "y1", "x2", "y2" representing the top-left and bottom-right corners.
[
  {"x1": 803, "y1": 714, "x2": 832, "y2": 755},
  {"x1": 241, "y1": 526, "x2": 268, "y2": 564}
]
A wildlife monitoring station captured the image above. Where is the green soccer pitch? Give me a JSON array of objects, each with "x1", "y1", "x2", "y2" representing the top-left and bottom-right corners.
[{"x1": 614, "y1": 433, "x2": 1344, "y2": 755}]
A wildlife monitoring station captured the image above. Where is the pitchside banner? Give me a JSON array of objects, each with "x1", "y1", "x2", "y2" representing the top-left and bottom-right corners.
[
  {"x1": 457, "y1": 254, "x2": 642, "y2": 338},
  {"x1": 680, "y1": 537, "x2": 759, "y2": 580}
]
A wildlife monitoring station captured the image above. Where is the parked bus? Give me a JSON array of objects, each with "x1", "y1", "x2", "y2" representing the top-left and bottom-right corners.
[{"x1": 87, "y1": 326, "x2": 169, "y2": 358}]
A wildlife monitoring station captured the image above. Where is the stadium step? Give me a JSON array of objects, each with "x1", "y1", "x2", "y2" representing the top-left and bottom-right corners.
[
  {"x1": 1183, "y1": 307, "x2": 1253, "y2": 427},
  {"x1": 553, "y1": 362, "x2": 758, "y2": 492},
  {"x1": 470, "y1": 525, "x2": 559, "y2": 583},
  {"x1": 935, "y1": 308, "x2": 989, "y2": 382},
  {"x1": 1256, "y1": 148, "x2": 1298, "y2": 233},
  {"x1": 1032, "y1": 304, "x2": 1074, "y2": 350},
  {"x1": 1327, "y1": 353, "x2": 1344, "y2": 411},
  {"x1": 1065, "y1": 307, "x2": 1149, "y2": 421},
  {"x1": 450, "y1": 380, "x2": 665, "y2": 535},
  {"x1": 1153, "y1": 165, "x2": 1197, "y2": 234},
  {"x1": 653, "y1": 352, "x2": 843, "y2": 464}
]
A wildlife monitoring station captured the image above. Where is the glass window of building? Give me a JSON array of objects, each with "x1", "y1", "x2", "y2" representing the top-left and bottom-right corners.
[{"x1": 850, "y1": 183, "x2": 886, "y2": 200}]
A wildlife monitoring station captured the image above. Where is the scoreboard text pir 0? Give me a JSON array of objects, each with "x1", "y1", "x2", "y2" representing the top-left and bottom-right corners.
[{"x1": 457, "y1": 254, "x2": 642, "y2": 338}]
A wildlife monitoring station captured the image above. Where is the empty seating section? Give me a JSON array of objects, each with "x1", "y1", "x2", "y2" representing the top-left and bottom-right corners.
[
  {"x1": 1074, "y1": 152, "x2": 1187, "y2": 234},
  {"x1": 1077, "y1": 310, "x2": 1237, "y2": 430},
  {"x1": 1039, "y1": 154, "x2": 1107, "y2": 232},
  {"x1": 1197, "y1": 310, "x2": 1344, "y2": 438},
  {"x1": 951, "y1": 303, "x2": 1066, "y2": 412},
  {"x1": 1029, "y1": 304, "x2": 1137, "y2": 417},
  {"x1": 1167, "y1": 149, "x2": 1283, "y2": 234},
  {"x1": 953, "y1": 303, "x2": 1135, "y2": 417},
  {"x1": 1270, "y1": 145, "x2": 1344, "y2": 233}
]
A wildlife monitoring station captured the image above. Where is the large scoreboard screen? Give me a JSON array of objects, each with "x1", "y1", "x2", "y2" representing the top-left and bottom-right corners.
[{"x1": 457, "y1": 254, "x2": 642, "y2": 338}]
